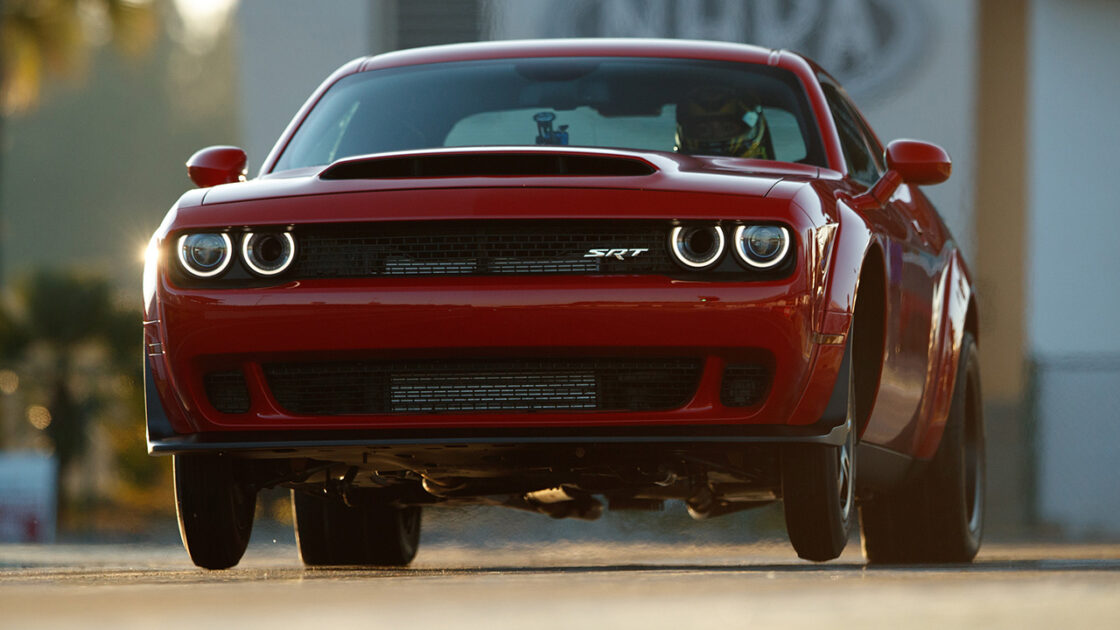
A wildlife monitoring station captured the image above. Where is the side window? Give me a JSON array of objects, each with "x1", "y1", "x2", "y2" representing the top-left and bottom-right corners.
[
  {"x1": 846, "y1": 97, "x2": 886, "y2": 173},
  {"x1": 822, "y1": 84, "x2": 880, "y2": 187}
]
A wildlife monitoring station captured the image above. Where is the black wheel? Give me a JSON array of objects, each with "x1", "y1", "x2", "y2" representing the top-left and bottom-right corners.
[
  {"x1": 782, "y1": 416, "x2": 857, "y2": 561},
  {"x1": 174, "y1": 454, "x2": 257, "y2": 570},
  {"x1": 860, "y1": 331, "x2": 984, "y2": 564},
  {"x1": 292, "y1": 490, "x2": 421, "y2": 567},
  {"x1": 782, "y1": 315, "x2": 861, "y2": 563}
]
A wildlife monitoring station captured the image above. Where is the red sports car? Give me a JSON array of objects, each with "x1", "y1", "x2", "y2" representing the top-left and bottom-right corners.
[{"x1": 144, "y1": 39, "x2": 983, "y2": 569}]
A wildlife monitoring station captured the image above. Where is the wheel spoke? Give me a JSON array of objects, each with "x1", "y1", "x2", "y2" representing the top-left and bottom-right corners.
[{"x1": 837, "y1": 427, "x2": 854, "y2": 521}]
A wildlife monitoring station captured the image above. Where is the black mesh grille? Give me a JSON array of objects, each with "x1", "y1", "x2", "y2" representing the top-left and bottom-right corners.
[
  {"x1": 263, "y1": 358, "x2": 702, "y2": 415},
  {"x1": 293, "y1": 221, "x2": 677, "y2": 278},
  {"x1": 205, "y1": 370, "x2": 251, "y2": 414},
  {"x1": 720, "y1": 364, "x2": 770, "y2": 408}
]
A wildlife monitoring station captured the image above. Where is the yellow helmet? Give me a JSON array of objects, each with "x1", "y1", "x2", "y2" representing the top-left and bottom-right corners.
[{"x1": 675, "y1": 87, "x2": 770, "y2": 159}]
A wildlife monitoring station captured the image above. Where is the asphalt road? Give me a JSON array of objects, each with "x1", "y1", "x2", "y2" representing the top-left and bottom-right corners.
[{"x1": 2, "y1": 539, "x2": 1119, "y2": 629}]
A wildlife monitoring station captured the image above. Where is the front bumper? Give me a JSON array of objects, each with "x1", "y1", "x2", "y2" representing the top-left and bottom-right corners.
[{"x1": 146, "y1": 273, "x2": 848, "y2": 451}]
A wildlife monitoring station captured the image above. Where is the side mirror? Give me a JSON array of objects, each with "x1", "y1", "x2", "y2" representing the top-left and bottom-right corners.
[
  {"x1": 885, "y1": 139, "x2": 951, "y2": 185},
  {"x1": 854, "y1": 139, "x2": 951, "y2": 208},
  {"x1": 186, "y1": 146, "x2": 247, "y2": 188}
]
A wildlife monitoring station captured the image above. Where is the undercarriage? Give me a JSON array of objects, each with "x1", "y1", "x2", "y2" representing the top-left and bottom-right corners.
[{"x1": 217, "y1": 441, "x2": 786, "y2": 523}]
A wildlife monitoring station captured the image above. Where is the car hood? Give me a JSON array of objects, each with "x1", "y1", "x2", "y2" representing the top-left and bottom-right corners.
[{"x1": 195, "y1": 146, "x2": 829, "y2": 207}]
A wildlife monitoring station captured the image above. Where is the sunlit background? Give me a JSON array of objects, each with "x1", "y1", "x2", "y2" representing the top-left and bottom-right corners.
[{"x1": 0, "y1": 0, "x2": 1117, "y2": 545}]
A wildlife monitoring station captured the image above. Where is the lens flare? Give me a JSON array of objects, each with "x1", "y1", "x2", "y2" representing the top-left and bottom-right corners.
[
  {"x1": 27, "y1": 405, "x2": 52, "y2": 430},
  {"x1": 0, "y1": 370, "x2": 18, "y2": 395}
]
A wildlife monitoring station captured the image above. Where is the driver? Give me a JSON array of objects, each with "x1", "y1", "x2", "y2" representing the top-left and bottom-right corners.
[{"x1": 675, "y1": 87, "x2": 771, "y2": 159}]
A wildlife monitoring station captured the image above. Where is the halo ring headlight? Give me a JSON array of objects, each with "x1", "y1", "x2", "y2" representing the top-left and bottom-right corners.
[
  {"x1": 241, "y1": 231, "x2": 296, "y2": 276},
  {"x1": 177, "y1": 233, "x2": 233, "y2": 278},
  {"x1": 734, "y1": 225, "x2": 790, "y2": 269},
  {"x1": 670, "y1": 225, "x2": 726, "y2": 270}
]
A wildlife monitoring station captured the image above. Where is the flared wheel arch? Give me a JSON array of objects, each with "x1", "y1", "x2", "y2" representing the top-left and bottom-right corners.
[{"x1": 850, "y1": 245, "x2": 887, "y2": 438}]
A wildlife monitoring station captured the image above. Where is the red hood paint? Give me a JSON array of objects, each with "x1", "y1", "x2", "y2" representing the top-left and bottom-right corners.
[{"x1": 194, "y1": 147, "x2": 826, "y2": 209}]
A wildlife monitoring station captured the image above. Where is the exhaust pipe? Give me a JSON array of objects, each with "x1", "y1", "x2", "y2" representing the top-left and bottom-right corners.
[{"x1": 521, "y1": 486, "x2": 603, "y2": 521}]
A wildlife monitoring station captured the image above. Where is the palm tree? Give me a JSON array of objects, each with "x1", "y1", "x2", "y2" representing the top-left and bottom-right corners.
[
  {"x1": 1, "y1": 0, "x2": 157, "y2": 286},
  {"x1": 5, "y1": 269, "x2": 139, "y2": 520},
  {"x1": 1, "y1": 0, "x2": 158, "y2": 112}
]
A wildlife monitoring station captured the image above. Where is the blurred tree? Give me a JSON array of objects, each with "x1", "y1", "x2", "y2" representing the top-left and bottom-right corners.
[
  {"x1": 1, "y1": 2, "x2": 168, "y2": 528},
  {"x1": 22, "y1": 270, "x2": 111, "y2": 475},
  {"x1": 6, "y1": 269, "x2": 141, "y2": 520},
  {"x1": 0, "y1": 302, "x2": 29, "y2": 359},
  {"x1": 1, "y1": 0, "x2": 158, "y2": 114},
  {"x1": 1, "y1": 0, "x2": 158, "y2": 285},
  {"x1": 0, "y1": 305, "x2": 30, "y2": 450}
]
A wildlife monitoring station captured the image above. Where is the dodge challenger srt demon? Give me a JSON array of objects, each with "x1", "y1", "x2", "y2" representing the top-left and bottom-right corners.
[{"x1": 143, "y1": 39, "x2": 984, "y2": 569}]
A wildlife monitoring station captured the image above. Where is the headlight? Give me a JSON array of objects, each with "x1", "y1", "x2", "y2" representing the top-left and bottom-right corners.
[
  {"x1": 734, "y1": 225, "x2": 790, "y2": 269},
  {"x1": 241, "y1": 231, "x2": 296, "y2": 276},
  {"x1": 177, "y1": 233, "x2": 233, "y2": 277},
  {"x1": 670, "y1": 225, "x2": 725, "y2": 269}
]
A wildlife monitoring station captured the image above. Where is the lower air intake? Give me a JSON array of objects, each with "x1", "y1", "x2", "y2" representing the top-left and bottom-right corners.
[
  {"x1": 204, "y1": 370, "x2": 251, "y2": 414},
  {"x1": 263, "y1": 358, "x2": 702, "y2": 415},
  {"x1": 719, "y1": 364, "x2": 770, "y2": 408}
]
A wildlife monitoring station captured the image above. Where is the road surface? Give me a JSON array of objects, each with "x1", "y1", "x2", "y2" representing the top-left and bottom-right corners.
[{"x1": 2, "y1": 539, "x2": 1118, "y2": 629}]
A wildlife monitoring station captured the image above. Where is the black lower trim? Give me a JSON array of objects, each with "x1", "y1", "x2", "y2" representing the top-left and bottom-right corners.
[
  {"x1": 856, "y1": 442, "x2": 919, "y2": 494},
  {"x1": 818, "y1": 335, "x2": 852, "y2": 429},
  {"x1": 148, "y1": 421, "x2": 850, "y2": 455},
  {"x1": 145, "y1": 353, "x2": 178, "y2": 442}
]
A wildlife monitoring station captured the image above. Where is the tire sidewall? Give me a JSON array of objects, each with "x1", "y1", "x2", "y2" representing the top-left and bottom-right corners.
[{"x1": 947, "y1": 333, "x2": 984, "y2": 555}]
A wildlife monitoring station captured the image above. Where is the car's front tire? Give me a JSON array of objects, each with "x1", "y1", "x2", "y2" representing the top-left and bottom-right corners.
[
  {"x1": 292, "y1": 490, "x2": 421, "y2": 567},
  {"x1": 174, "y1": 454, "x2": 257, "y2": 570},
  {"x1": 782, "y1": 320, "x2": 864, "y2": 563},
  {"x1": 860, "y1": 331, "x2": 984, "y2": 564},
  {"x1": 781, "y1": 417, "x2": 857, "y2": 561}
]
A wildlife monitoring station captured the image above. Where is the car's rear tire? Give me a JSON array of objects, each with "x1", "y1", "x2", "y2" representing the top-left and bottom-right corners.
[
  {"x1": 860, "y1": 331, "x2": 984, "y2": 564},
  {"x1": 174, "y1": 454, "x2": 257, "y2": 570},
  {"x1": 292, "y1": 490, "x2": 421, "y2": 567},
  {"x1": 781, "y1": 416, "x2": 857, "y2": 561}
]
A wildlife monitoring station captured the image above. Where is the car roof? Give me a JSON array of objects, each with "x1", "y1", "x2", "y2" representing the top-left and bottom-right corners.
[{"x1": 359, "y1": 38, "x2": 796, "y2": 72}]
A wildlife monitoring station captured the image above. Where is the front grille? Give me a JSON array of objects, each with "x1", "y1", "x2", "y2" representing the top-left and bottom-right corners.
[
  {"x1": 293, "y1": 221, "x2": 677, "y2": 278},
  {"x1": 171, "y1": 220, "x2": 798, "y2": 287},
  {"x1": 205, "y1": 370, "x2": 251, "y2": 414},
  {"x1": 263, "y1": 358, "x2": 702, "y2": 415},
  {"x1": 720, "y1": 364, "x2": 770, "y2": 407}
]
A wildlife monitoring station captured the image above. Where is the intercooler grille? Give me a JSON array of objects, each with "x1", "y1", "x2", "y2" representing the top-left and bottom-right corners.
[
  {"x1": 263, "y1": 358, "x2": 702, "y2": 415},
  {"x1": 293, "y1": 221, "x2": 677, "y2": 278}
]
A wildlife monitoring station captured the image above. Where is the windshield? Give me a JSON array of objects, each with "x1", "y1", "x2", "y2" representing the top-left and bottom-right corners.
[{"x1": 273, "y1": 57, "x2": 826, "y2": 172}]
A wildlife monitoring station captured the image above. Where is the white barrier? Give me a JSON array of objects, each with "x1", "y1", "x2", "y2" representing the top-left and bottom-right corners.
[{"x1": 0, "y1": 452, "x2": 57, "y2": 543}]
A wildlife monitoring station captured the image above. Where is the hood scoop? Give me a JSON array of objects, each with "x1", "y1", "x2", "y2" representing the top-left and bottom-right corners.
[{"x1": 319, "y1": 151, "x2": 657, "y2": 180}]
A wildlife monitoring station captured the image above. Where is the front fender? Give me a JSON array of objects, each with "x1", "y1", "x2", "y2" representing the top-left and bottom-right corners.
[
  {"x1": 817, "y1": 198, "x2": 874, "y2": 337},
  {"x1": 913, "y1": 248, "x2": 975, "y2": 459},
  {"x1": 778, "y1": 195, "x2": 875, "y2": 428}
]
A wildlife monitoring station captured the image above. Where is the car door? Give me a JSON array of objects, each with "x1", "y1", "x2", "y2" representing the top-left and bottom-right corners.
[{"x1": 822, "y1": 84, "x2": 937, "y2": 450}]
